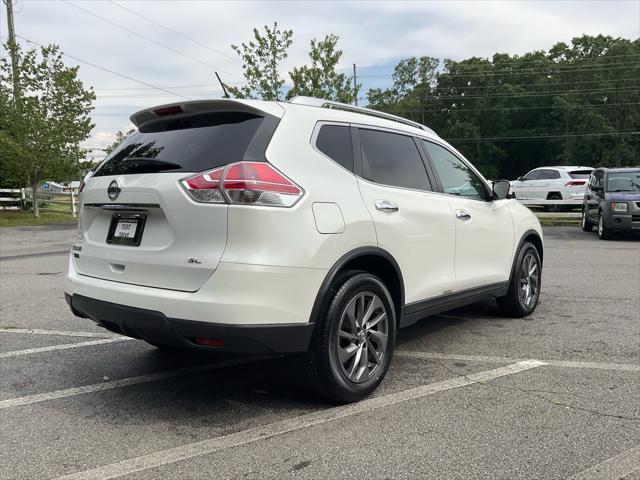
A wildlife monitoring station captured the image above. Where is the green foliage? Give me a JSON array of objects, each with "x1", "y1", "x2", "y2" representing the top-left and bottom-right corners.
[
  {"x1": 367, "y1": 35, "x2": 640, "y2": 178},
  {"x1": 287, "y1": 34, "x2": 359, "y2": 103},
  {"x1": 0, "y1": 43, "x2": 95, "y2": 216},
  {"x1": 227, "y1": 23, "x2": 293, "y2": 101}
]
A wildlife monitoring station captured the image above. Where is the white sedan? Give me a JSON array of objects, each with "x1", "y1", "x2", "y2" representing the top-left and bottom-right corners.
[{"x1": 510, "y1": 166, "x2": 594, "y2": 211}]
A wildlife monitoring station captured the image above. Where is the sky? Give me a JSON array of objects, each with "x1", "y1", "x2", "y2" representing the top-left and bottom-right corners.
[{"x1": 2, "y1": 0, "x2": 639, "y2": 159}]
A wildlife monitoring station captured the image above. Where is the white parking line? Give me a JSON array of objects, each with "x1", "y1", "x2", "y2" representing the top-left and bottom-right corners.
[
  {"x1": 566, "y1": 445, "x2": 640, "y2": 480},
  {"x1": 53, "y1": 360, "x2": 545, "y2": 480},
  {"x1": 0, "y1": 338, "x2": 133, "y2": 359},
  {"x1": 0, "y1": 357, "x2": 263, "y2": 410},
  {"x1": 0, "y1": 328, "x2": 117, "y2": 339},
  {"x1": 396, "y1": 350, "x2": 640, "y2": 372}
]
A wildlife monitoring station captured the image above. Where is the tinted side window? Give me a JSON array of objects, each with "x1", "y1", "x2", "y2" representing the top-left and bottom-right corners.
[
  {"x1": 422, "y1": 141, "x2": 489, "y2": 201},
  {"x1": 523, "y1": 170, "x2": 542, "y2": 181},
  {"x1": 359, "y1": 129, "x2": 431, "y2": 191},
  {"x1": 315, "y1": 125, "x2": 354, "y2": 171},
  {"x1": 538, "y1": 169, "x2": 561, "y2": 180}
]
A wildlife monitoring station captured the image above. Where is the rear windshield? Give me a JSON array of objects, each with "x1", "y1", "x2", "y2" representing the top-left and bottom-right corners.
[
  {"x1": 93, "y1": 112, "x2": 265, "y2": 176},
  {"x1": 569, "y1": 170, "x2": 593, "y2": 179}
]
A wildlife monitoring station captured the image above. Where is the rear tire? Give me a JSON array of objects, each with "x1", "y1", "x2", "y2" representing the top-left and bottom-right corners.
[
  {"x1": 304, "y1": 271, "x2": 396, "y2": 403},
  {"x1": 545, "y1": 193, "x2": 562, "y2": 212},
  {"x1": 581, "y1": 208, "x2": 593, "y2": 232},
  {"x1": 497, "y1": 242, "x2": 542, "y2": 318}
]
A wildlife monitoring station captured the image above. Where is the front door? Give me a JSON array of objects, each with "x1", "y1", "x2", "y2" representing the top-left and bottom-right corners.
[{"x1": 421, "y1": 140, "x2": 515, "y2": 291}]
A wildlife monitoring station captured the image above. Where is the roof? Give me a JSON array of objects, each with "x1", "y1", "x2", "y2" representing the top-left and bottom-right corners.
[
  {"x1": 531, "y1": 166, "x2": 594, "y2": 170},
  {"x1": 129, "y1": 97, "x2": 439, "y2": 140}
]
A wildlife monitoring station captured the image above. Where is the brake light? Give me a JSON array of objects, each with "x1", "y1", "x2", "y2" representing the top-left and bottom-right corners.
[
  {"x1": 154, "y1": 105, "x2": 183, "y2": 116},
  {"x1": 181, "y1": 162, "x2": 303, "y2": 207},
  {"x1": 565, "y1": 180, "x2": 586, "y2": 187}
]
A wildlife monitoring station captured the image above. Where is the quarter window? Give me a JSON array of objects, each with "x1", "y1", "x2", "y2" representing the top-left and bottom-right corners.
[
  {"x1": 422, "y1": 141, "x2": 489, "y2": 201},
  {"x1": 358, "y1": 129, "x2": 431, "y2": 191},
  {"x1": 315, "y1": 124, "x2": 354, "y2": 172},
  {"x1": 537, "y1": 169, "x2": 561, "y2": 180}
]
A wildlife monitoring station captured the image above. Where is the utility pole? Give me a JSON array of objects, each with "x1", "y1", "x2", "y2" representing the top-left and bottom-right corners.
[
  {"x1": 353, "y1": 63, "x2": 358, "y2": 106},
  {"x1": 4, "y1": 0, "x2": 21, "y2": 103}
]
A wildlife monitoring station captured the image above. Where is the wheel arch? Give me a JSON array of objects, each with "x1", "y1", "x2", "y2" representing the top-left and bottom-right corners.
[
  {"x1": 308, "y1": 247, "x2": 405, "y2": 327},
  {"x1": 507, "y1": 229, "x2": 544, "y2": 288}
]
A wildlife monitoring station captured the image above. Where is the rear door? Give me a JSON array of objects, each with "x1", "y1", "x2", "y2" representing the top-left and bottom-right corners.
[
  {"x1": 421, "y1": 140, "x2": 514, "y2": 291},
  {"x1": 354, "y1": 128, "x2": 456, "y2": 304},
  {"x1": 75, "y1": 106, "x2": 279, "y2": 292}
]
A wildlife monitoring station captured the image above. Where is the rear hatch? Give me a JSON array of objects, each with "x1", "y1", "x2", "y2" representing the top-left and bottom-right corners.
[{"x1": 74, "y1": 100, "x2": 282, "y2": 292}]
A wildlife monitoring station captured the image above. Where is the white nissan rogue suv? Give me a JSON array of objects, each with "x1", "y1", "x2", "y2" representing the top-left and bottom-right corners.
[{"x1": 65, "y1": 96, "x2": 543, "y2": 402}]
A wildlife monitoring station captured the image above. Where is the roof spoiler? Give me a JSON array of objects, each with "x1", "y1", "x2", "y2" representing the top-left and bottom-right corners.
[{"x1": 129, "y1": 99, "x2": 283, "y2": 129}]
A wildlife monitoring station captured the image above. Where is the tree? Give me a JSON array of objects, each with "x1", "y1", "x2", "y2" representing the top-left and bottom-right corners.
[
  {"x1": 104, "y1": 129, "x2": 136, "y2": 155},
  {"x1": 228, "y1": 23, "x2": 293, "y2": 100},
  {"x1": 366, "y1": 35, "x2": 640, "y2": 178},
  {"x1": 287, "y1": 34, "x2": 359, "y2": 103},
  {"x1": 0, "y1": 43, "x2": 95, "y2": 217}
]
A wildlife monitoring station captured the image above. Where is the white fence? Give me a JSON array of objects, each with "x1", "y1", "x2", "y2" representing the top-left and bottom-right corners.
[{"x1": 0, "y1": 188, "x2": 79, "y2": 217}]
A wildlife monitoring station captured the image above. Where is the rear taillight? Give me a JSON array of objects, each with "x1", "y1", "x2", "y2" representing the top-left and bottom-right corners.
[
  {"x1": 181, "y1": 162, "x2": 303, "y2": 207},
  {"x1": 565, "y1": 180, "x2": 586, "y2": 187}
]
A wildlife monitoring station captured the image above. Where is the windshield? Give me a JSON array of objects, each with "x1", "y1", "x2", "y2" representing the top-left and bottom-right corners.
[
  {"x1": 606, "y1": 172, "x2": 640, "y2": 192},
  {"x1": 93, "y1": 111, "x2": 265, "y2": 176}
]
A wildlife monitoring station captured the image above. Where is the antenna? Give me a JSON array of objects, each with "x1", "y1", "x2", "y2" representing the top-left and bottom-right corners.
[{"x1": 215, "y1": 72, "x2": 230, "y2": 99}]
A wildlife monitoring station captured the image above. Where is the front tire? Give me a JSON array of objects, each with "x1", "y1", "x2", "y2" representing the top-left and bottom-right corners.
[
  {"x1": 304, "y1": 272, "x2": 396, "y2": 403},
  {"x1": 598, "y1": 211, "x2": 610, "y2": 240},
  {"x1": 581, "y1": 208, "x2": 593, "y2": 232},
  {"x1": 497, "y1": 242, "x2": 542, "y2": 318}
]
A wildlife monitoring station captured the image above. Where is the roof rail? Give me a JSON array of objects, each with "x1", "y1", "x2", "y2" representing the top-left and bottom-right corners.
[{"x1": 288, "y1": 96, "x2": 436, "y2": 135}]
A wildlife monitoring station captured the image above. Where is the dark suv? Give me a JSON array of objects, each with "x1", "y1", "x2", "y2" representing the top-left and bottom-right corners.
[{"x1": 582, "y1": 167, "x2": 640, "y2": 239}]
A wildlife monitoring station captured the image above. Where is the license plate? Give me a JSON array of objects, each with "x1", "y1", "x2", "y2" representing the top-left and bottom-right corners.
[{"x1": 106, "y1": 214, "x2": 146, "y2": 246}]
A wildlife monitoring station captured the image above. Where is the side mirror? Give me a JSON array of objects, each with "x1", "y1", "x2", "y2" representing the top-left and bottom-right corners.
[
  {"x1": 516, "y1": 176, "x2": 524, "y2": 182},
  {"x1": 492, "y1": 180, "x2": 512, "y2": 200}
]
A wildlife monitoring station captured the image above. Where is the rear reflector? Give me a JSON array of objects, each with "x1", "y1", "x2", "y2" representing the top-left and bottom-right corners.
[
  {"x1": 565, "y1": 180, "x2": 586, "y2": 186},
  {"x1": 181, "y1": 161, "x2": 303, "y2": 207},
  {"x1": 194, "y1": 337, "x2": 224, "y2": 347},
  {"x1": 154, "y1": 105, "x2": 183, "y2": 116}
]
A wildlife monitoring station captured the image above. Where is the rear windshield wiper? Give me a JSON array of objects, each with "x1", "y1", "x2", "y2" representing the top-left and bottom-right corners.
[{"x1": 122, "y1": 157, "x2": 182, "y2": 173}]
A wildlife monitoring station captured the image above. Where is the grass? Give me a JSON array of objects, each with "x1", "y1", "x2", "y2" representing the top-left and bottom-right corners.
[{"x1": 0, "y1": 209, "x2": 77, "y2": 227}]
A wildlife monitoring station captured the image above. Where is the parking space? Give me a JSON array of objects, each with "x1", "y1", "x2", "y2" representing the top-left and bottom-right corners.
[{"x1": 0, "y1": 226, "x2": 638, "y2": 479}]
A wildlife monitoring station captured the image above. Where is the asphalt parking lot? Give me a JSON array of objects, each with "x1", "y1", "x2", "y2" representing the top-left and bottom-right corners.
[{"x1": 0, "y1": 224, "x2": 638, "y2": 480}]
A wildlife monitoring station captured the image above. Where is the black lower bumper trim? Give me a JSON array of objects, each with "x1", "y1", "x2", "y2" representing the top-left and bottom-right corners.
[{"x1": 65, "y1": 293, "x2": 314, "y2": 355}]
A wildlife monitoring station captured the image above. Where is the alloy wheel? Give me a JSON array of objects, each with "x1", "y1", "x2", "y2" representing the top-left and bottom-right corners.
[
  {"x1": 335, "y1": 291, "x2": 389, "y2": 384},
  {"x1": 518, "y1": 252, "x2": 539, "y2": 309}
]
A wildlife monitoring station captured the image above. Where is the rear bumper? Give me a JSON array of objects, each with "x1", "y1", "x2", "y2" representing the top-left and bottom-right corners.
[
  {"x1": 65, "y1": 256, "x2": 327, "y2": 353},
  {"x1": 65, "y1": 293, "x2": 314, "y2": 354}
]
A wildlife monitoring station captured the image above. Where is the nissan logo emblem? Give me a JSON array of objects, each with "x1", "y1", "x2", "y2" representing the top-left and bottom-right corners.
[{"x1": 107, "y1": 180, "x2": 121, "y2": 201}]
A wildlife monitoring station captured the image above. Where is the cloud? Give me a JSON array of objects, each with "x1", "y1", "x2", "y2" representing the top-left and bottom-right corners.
[{"x1": 7, "y1": 0, "x2": 639, "y2": 149}]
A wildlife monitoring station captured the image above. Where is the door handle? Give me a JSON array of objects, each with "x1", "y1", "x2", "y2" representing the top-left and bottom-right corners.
[
  {"x1": 455, "y1": 209, "x2": 471, "y2": 221},
  {"x1": 375, "y1": 200, "x2": 399, "y2": 213}
]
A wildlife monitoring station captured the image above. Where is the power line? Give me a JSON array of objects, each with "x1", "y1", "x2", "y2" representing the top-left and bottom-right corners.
[
  {"x1": 61, "y1": 0, "x2": 242, "y2": 80},
  {"x1": 446, "y1": 131, "x2": 639, "y2": 142},
  {"x1": 16, "y1": 35, "x2": 191, "y2": 100},
  {"x1": 340, "y1": 53, "x2": 640, "y2": 70},
  {"x1": 433, "y1": 86, "x2": 639, "y2": 100},
  {"x1": 107, "y1": 0, "x2": 240, "y2": 64},
  {"x1": 398, "y1": 102, "x2": 640, "y2": 113},
  {"x1": 428, "y1": 76, "x2": 638, "y2": 91},
  {"x1": 358, "y1": 63, "x2": 640, "y2": 79}
]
